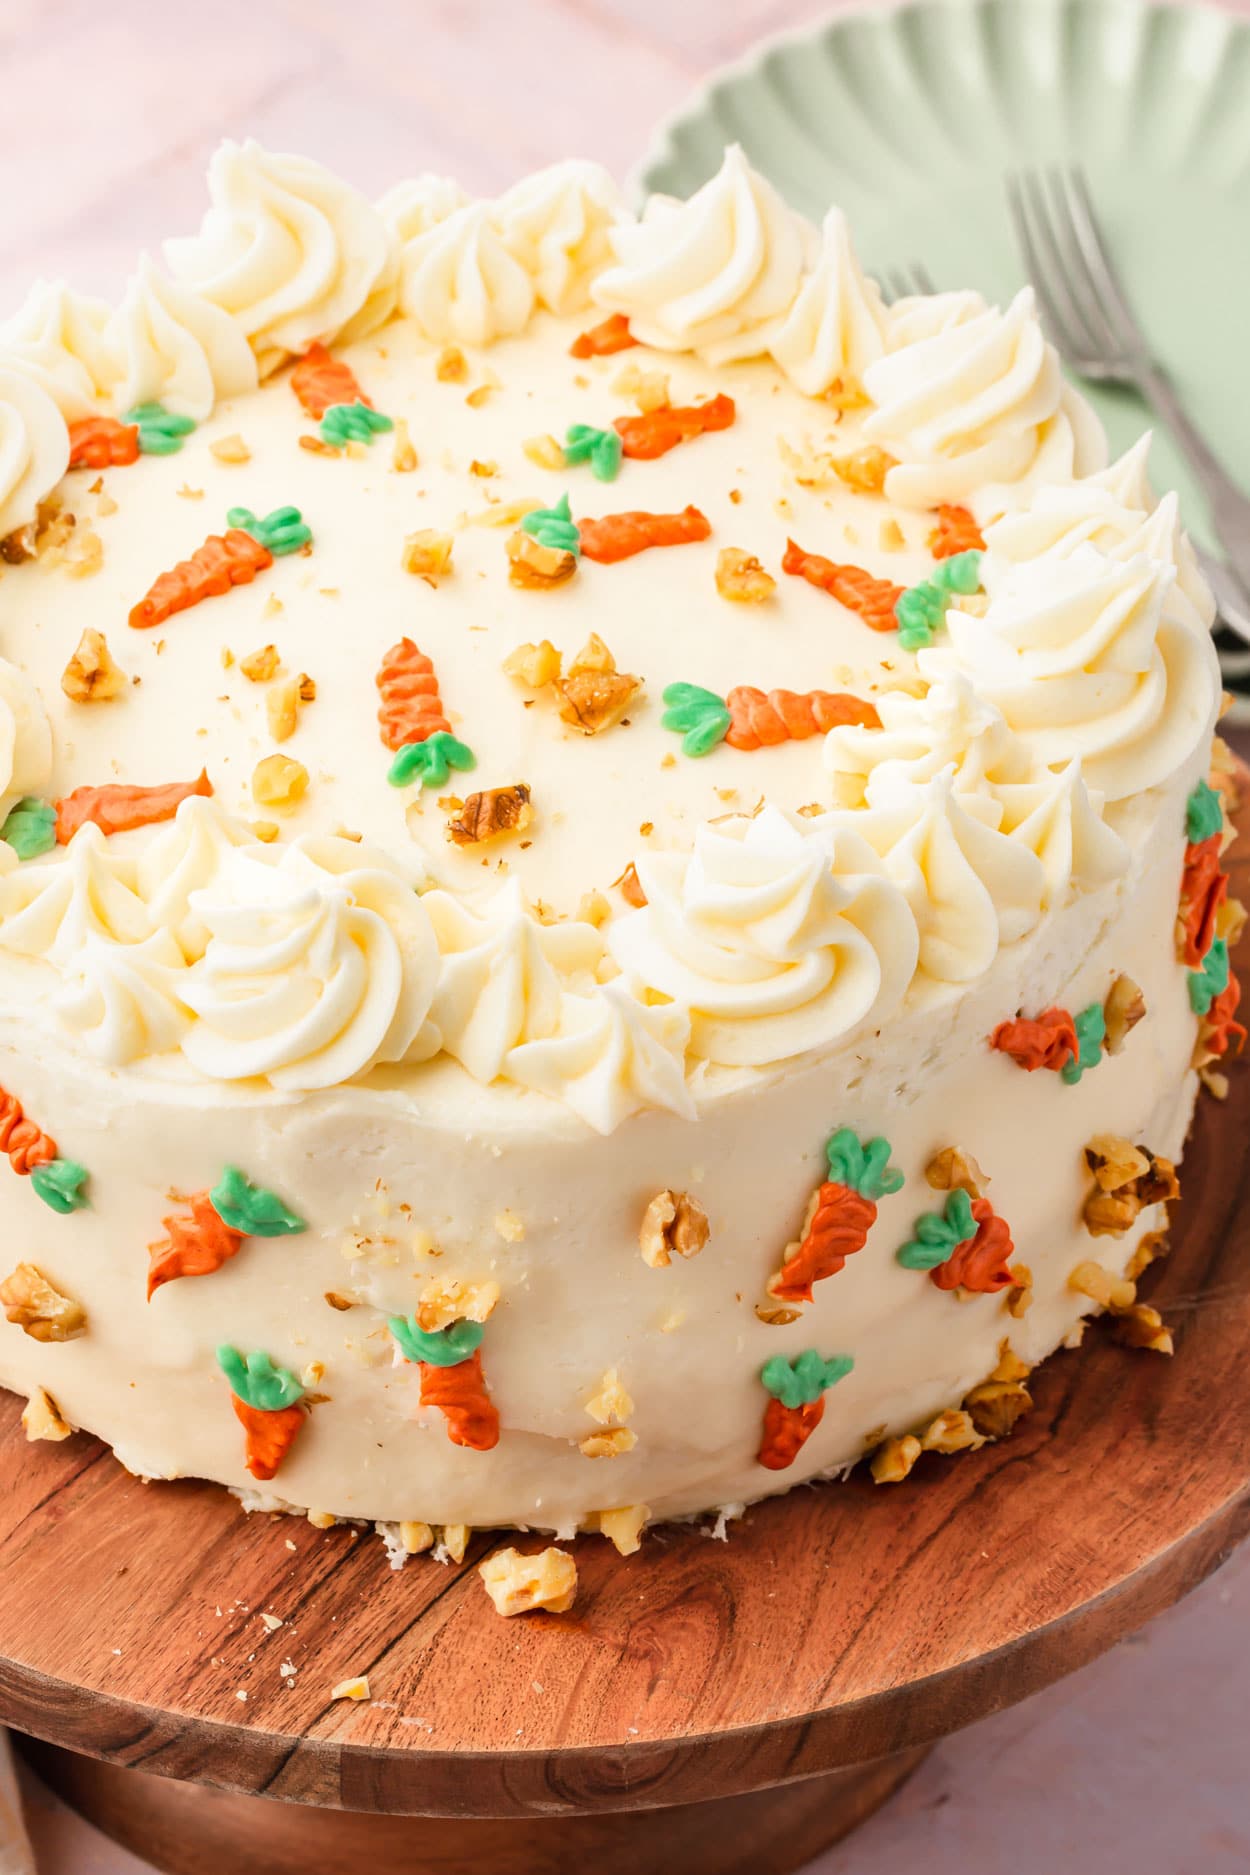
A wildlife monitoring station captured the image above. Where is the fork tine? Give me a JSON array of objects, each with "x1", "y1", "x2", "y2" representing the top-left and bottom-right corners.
[
  {"x1": 908, "y1": 261, "x2": 939, "y2": 297},
  {"x1": 1055, "y1": 165, "x2": 1147, "y2": 359},
  {"x1": 1042, "y1": 167, "x2": 1124, "y2": 358},
  {"x1": 1006, "y1": 169, "x2": 1094, "y2": 357}
]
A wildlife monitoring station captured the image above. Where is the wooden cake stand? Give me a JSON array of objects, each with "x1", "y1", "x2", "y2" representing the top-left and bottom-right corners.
[{"x1": 3, "y1": 824, "x2": 1249, "y2": 1875}]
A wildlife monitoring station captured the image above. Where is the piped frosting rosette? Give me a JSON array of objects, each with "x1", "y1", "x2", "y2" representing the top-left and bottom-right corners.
[
  {"x1": 919, "y1": 542, "x2": 1220, "y2": 801},
  {"x1": 591, "y1": 143, "x2": 811, "y2": 364},
  {"x1": 0, "y1": 364, "x2": 70, "y2": 538},
  {"x1": 863, "y1": 286, "x2": 1106, "y2": 512},
  {"x1": 0, "y1": 654, "x2": 53, "y2": 821},
  {"x1": 767, "y1": 205, "x2": 887, "y2": 395},
  {"x1": 392, "y1": 201, "x2": 536, "y2": 346},
  {"x1": 491, "y1": 160, "x2": 627, "y2": 314},
  {"x1": 609, "y1": 805, "x2": 918, "y2": 1068}
]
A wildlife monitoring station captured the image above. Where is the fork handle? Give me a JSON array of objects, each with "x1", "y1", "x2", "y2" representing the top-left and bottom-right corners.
[{"x1": 1137, "y1": 363, "x2": 1250, "y2": 601}]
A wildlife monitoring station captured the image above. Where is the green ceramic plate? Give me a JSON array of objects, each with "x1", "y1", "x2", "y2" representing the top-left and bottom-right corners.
[{"x1": 635, "y1": 0, "x2": 1250, "y2": 549}]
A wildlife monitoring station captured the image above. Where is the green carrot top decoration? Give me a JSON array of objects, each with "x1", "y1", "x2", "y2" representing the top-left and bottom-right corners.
[
  {"x1": 1060, "y1": 1002, "x2": 1106, "y2": 1087},
  {"x1": 388, "y1": 1315, "x2": 484, "y2": 1366},
  {"x1": 894, "y1": 550, "x2": 983, "y2": 652},
  {"x1": 217, "y1": 1346, "x2": 305, "y2": 1411},
  {"x1": 1186, "y1": 778, "x2": 1224, "y2": 845},
  {"x1": 30, "y1": 1159, "x2": 90, "y2": 1215},
  {"x1": 1190, "y1": 937, "x2": 1231, "y2": 1015},
  {"x1": 661, "y1": 683, "x2": 733, "y2": 757},
  {"x1": 209, "y1": 1167, "x2": 307, "y2": 1237},
  {"x1": 125, "y1": 402, "x2": 196, "y2": 455},
  {"x1": 825, "y1": 1127, "x2": 905, "y2": 1199},
  {"x1": 319, "y1": 402, "x2": 394, "y2": 448},
  {"x1": 227, "y1": 505, "x2": 312, "y2": 556},
  {"x1": 896, "y1": 1188, "x2": 977, "y2": 1271},
  {"x1": 1, "y1": 797, "x2": 57, "y2": 860},
  {"x1": 761, "y1": 1349, "x2": 854, "y2": 1408},
  {"x1": 563, "y1": 424, "x2": 623, "y2": 482},
  {"x1": 521, "y1": 493, "x2": 581, "y2": 556}
]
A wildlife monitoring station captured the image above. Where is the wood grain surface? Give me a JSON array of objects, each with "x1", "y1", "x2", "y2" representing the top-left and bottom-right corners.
[{"x1": 0, "y1": 800, "x2": 1247, "y2": 1823}]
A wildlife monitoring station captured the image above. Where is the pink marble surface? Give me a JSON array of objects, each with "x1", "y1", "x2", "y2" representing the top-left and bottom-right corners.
[{"x1": 3, "y1": 0, "x2": 1249, "y2": 1867}]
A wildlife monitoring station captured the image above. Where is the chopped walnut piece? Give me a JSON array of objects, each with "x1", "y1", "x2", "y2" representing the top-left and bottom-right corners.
[
  {"x1": 568, "y1": 633, "x2": 614, "y2": 676},
  {"x1": 391, "y1": 418, "x2": 417, "y2": 472},
  {"x1": 447, "y1": 784, "x2": 533, "y2": 847},
  {"x1": 871, "y1": 1434, "x2": 921, "y2": 1483},
  {"x1": 555, "y1": 667, "x2": 641, "y2": 736},
  {"x1": 585, "y1": 1367, "x2": 634, "y2": 1426},
  {"x1": 494, "y1": 1209, "x2": 525, "y2": 1243},
  {"x1": 297, "y1": 673, "x2": 317, "y2": 704},
  {"x1": 1126, "y1": 1230, "x2": 1168, "y2": 1282},
  {"x1": 919, "y1": 1408, "x2": 985, "y2": 1455},
  {"x1": 1103, "y1": 975, "x2": 1146, "y2": 1054},
  {"x1": 401, "y1": 528, "x2": 454, "y2": 581},
  {"x1": 964, "y1": 1377, "x2": 1033, "y2": 1440},
  {"x1": 878, "y1": 517, "x2": 906, "y2": 552},
  {"x1": 64, "y1": 527, "x2": 104, "y2": 578},
  {"x1": 440, "y1": 1523, "x2": 470, "y2": 1564},
  {"x1": 576, "y1": 889, "x2": 611, "y2": 928},
  {"x1": 924, "y1": 1146, "x2": 987, "y2": 1198},
  {"x1": 435, "y1": 345, "x2": 468, "y2": 382},
  {"x1": 506, "y1": 529, "x2": 577, "y2": 588},
  {"x1": 715, "y1": 547, "x2": 776, "y2": 603},
  {"x1": 613, "y1": 862, "x2": 647, "y2": 908},
  {"x1": 469, "y1": 458, "x2": 499, "y2": 479},
  {"x1": 611, "y1": 362, "x2": 671, "y2": 412},
  {"x1": 1082, "y1": 1138, "x2": 1178, "y2": 1237},
  {"x1": 251, "y1": 821, "x2": 280, "y2": 843},
  {"x1": 822, "y1": 375, "x2": 871, "y2": 412},
  {"x1": 830, "y1": 445, "x2": 897, "y2": 494},
  {"x1": 0, "y1": 1264, "x2": 87, "y2": 1342},
  {"x1": 503, "y1": 639, "x2": 562, "y2": 688},
  {"x1": 523, "y1": 433, "x2": 565, "y2": 469},
  {"x1": 61, "y1": 627, "x2": 127, "y2": 702},
  {"x1": 1218, "y1": 894, "x2": 1247, "y2": 949},
  {"x1": 1112, "y1": 1303, "x2": 1174, "y2": 1355},
  {"x1": 210, "y1": 433, "x2": 252, "y2": 464},
  {"x1": 307, "y1": 1509, "x2": 337, "y2": 1529},
  {"x1": 1068, "y1": 1259, "x2": 1137, "y2": 1312},
  {"x1": 579, "y1": 1427, "x2": 638, "y2": 1458},
  {"x1": 266, "y1": 676, "x2": 300, "y2": 743},
  {"x1": 22, "y1": 1386, "x2": 73, "y2": 1442},
  {"x1": 480, "y1": 1546, "x2": 578, "y2": 1617},
  {"x1": 638, "y1": 1189, "x2": 710, "y2": 1268},
  {"x1": 1005, "y1": 1262, "x2": 1034, "y2": 1319},
  {"x1": 417, "y1": 1275, "x2": 500, "y2": 1332},
  {"x1": 465, "y1": 495, "x2": 543, "y2": 529},
  {"x1": 330, "y1": 1676, "x2": 371, "y2": 1702},
  {"x1": 240, "y1": 644, "x2": 281, "y2": 683},
  {"x1": 324, "y1": 1291, "x2": 355, "y2": 1312},
  {"x1": 401, "y1": 1520, "x2": 435, "y2": 1554},
  {"x1": 252, "y1": 754, "x2": 309, "y2": 810},
  {"x1": 593, "y1": 1504, "x2": 649, "y2": 1554}
]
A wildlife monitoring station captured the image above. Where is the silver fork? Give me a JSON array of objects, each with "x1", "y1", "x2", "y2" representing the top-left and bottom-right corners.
[
  {"x1": 876, "y1": 261, "x2": 938, "y2": 306},
  {"x1": 1006, "y1": 165, "x2": 1250, "y2": 612}
]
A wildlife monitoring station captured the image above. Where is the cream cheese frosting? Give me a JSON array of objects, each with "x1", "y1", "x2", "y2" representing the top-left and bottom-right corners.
[{"x1": 0, "y1": 140, "x2": 1229, "y2": 1551}]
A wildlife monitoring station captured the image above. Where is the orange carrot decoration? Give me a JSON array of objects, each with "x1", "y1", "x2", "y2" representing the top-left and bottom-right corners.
[
  {"x1": 217, "y1": 1347, "x2": 307, "y2": 1482},
  {"x1": 989, "y1": 1008, "x2": 1078, "y2": 1073},
  {"x1": 614, "y1": 392, "x2": 735, "y2": 460},
  {"x1": 419, "y1": 1351, "x2": 501, "y2": 1452},
  {"x1": 55, "y1": 771, "x2": 212, "y2": 844},
  {"x1": 930, "y1": 1197, "x2": 1014, "y2": 1294},
  {"x1": 148, "y1": 1194, "x2": 245, "y2": 1300},
  {"x1": 757, "y1": 1350, "x2": 853, "y2": 1471},
  {"x1": 1179, "y1": 834, "x2": 1227, "y2": 969},
  {"x1": 767, "y1": 1130, "x2": 903, "y2": 1307},
  {"x1": 388, "y1": 1316, "x2": 500, "y2": 1452},
  {"x1": 781, "y1": 539, "x2": 904, "y2": 631},
  {"x1": 67, "y1": 415, "x2": 140, "y2": 470},
  {"x1": 289, "y1": 342, "x2": 372, "y2": 419},
  {"x1": 1204, "y1": 975, "x2": 1247, "y2": 1060},
  {"x1": 570, "y1": 312, "x2": 637, "y2": 358},
  {"x1": 928, "y1": 504, "x2": 986, "y2": 559},
  {"x1": 725, "y1": 686, "x2": 880, "y2": 750},
  {"x1": 128, "y1": 505, "x2": 311, "y2": 630},
  {"x1": 0, "y1": 1086, "x2": 57, "y2": 1176},
  {"x1": 376, "y1": 639, "x2": 452, "y2": 751},
  {"x1": 577, "y1": 505, "x2": 711, "y2": 563}
]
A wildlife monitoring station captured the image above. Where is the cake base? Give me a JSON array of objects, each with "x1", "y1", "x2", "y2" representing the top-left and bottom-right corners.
[
  {"x1": 2, "y1": 808, "x2": 1249, "y2": 1874},
  {"x1": 20, "y1": 1736, "x2": 931, "y2": 1875}
]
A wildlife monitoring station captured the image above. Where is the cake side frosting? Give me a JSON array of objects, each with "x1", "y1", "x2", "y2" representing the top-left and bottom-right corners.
[{"x1": 0, "y1": 142, "x2": 1235, "y2": 1556}]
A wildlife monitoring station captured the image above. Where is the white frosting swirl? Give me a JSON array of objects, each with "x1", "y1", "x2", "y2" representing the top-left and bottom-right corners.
[
  {"x1": 0, "y1": 823, "x2": 152, "y2": 962},
  {"x1": 507, "y1": 982, "x2": 694, "y2": 1135},
  {"x1": 0, "y1": 280, "x2": 115, "y2": 414},
  {"x1": 863, "y1": 287, "x2": 1106, "y2": 511},
  {"x1": 591, "y1": 144, "x2": 810, "y2": 363},
  {"x1": 0, "y1": 364, "x2": 70, "y2": 539},
  {"x1": 103, "y1": 255, "x2": 259, "y2": 421},
  {"x1": 0, "y1": 656, "x2": 54, "y2": 821},
  {"x1": 921, "y1": 543, "x2": 1220, "y2": 801},
  {"x1": 53, "y1": 929, "x2": 190, "y2": 1063},
  {"x1": 178, "y1": 836, "x2": 438, "y2": 1091},
  {"x1": 609, "y1": 806, "x2": 917, "y2": 1067},
  {"x1": 165, "y1": 140, "x2": 398, "y2": 371},
  {"x1": 492, "y1": 160, "x2": 627, "y2": 314},
  {"x1": 768, "y1": 206, "x2": 887, "y2": 396},
  {"x1": 846, "y1": 771, "x2": 1045, "y2": 983},
  {"x1": 394, "y1": 202, "x2": 535, "y2": 346},
  {"x1": 135, "y1": 795, "x2": 255, "y2": 961},
  {"x1": 994, "y1": 761, "x2": 1128, "y2": 906},
  {"x1": 824, "y1": 674, "x2": 1028, "y2": 804},
  {"x1": 379, "y1": 173, "x2": 471, "y2": 245},
  {"x1": 984, "y1": 443, "x2": 1215, "y2": 632}
]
